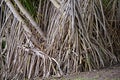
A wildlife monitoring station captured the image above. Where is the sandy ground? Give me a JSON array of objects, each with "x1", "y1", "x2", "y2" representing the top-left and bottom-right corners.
[
  {"x1": 63, "y1": 64, "x2": 120, "y2": 80},
  {"x1": 47, "y1": 64, "x2": 120, "y2": 80}
]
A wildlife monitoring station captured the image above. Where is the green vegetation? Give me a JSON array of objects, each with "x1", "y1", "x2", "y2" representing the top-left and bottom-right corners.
[
  {"x1": 19, "y1": 0, "x2": 38, "y2": 17},
  {"x1": 2, "y1": 40, "x2": 6, "y2": 49}
]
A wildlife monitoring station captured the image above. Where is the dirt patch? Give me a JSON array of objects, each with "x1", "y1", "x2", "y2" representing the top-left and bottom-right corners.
[
  {"x1": 48, "y1": 64, "x2": 120, "y2": 80},
  {"x1": 62, "y1": 64, "x2": 120, "y2": 80}
]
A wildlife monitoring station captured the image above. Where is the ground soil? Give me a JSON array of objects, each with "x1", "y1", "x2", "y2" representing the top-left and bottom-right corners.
[
  {"x1": 48, "y1": 63, "x2": 120, "y2": 80},
  {"x1": 63, "y1": 64, "x2": 120, "y2": 80}
]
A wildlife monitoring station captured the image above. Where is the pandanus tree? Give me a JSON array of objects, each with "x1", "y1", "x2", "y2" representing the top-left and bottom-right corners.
[{"x1": 0, "y1": 0, "x2": 120, "y2": 79}]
